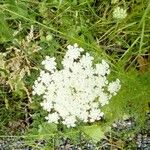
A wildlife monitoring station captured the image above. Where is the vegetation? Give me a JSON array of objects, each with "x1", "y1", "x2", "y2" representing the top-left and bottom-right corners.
[{"x1": 0, "y1": 0, "x2": 150, "y2": 149}]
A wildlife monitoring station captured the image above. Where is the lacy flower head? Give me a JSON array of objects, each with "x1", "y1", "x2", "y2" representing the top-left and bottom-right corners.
[
  {"x1": 32, "y1": 44, "x2": 121, "y2": 128},
  {"x1": 113, "y1": 7, "x2": 127, "y2": 20}
]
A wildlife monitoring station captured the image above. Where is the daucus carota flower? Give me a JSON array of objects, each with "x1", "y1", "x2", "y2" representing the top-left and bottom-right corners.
[
  {"x1": 32, "y1": 44, "x2": 121, "y2": 127},
  {"x1": 41, "y1": 56, "x2": 56, "y2": 73},
  {"x1": 113, "y1": 7, "x2": 127, "y2": 20},
  {"x1": 108, "y1": 79, "x2": 121, "y2": 95}
]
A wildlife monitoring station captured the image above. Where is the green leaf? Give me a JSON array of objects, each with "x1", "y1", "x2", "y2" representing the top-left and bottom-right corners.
[
  {"x1": 38, "y1": 123, "x2": 57, "y2": 138},
  {"x1": 0, "y1": 13, "x2": 13, "y2": 42},
  {"x1": 81, "y1": 125, "x2": 106, "y2": 142},
  {"x1": 7, "y1": 0, "x2": 29, "y2": 18}
]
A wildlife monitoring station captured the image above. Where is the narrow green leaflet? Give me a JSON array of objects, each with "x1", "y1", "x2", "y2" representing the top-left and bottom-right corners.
[{"x1": 0, "y1": 14, "x2": 13, "y2": 42}]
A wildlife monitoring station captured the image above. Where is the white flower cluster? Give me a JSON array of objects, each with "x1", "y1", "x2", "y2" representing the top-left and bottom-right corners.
[
  {"x1": 113, "y1": 7, "x2": 127, "y2": 20},
  {"x1": 32, "y1": 44, "x2": 121, "y2": 128}
]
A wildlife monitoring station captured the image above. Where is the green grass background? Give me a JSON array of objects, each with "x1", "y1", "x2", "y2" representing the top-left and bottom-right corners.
[{"x1": 0, "y1": 0, "x2": 150, "y2": 149}]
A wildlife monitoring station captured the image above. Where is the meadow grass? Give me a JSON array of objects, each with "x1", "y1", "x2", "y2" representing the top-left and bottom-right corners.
[{"x1": 0, "y1": 0, "x2": 150, "y2": 148}]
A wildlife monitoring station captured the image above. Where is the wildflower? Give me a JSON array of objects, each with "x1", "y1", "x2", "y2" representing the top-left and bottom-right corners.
[
  {"x1": 108, "y1": 79, "x2": 121, "y2": 95},
  {"x1": 32, "y1": 44, "x2": 121, "y2": 127},
  {"x1": 63, "y1": 116, "x2": 76, "y2": 128},
  {"x1": 41, "y1": 56, "x2": 56, "y2": 73},
  {"x1": 40, "y1": 99, "x2": 53, "y2": 112},
  {"x1": 113, "y1": 7, "x2": 127, "y2": 20},
  {"x1": 45, "y1": 112, "x2": 59, "y2": 124},
  {"x1": 89, "y1": 108, "x2": 104, "y2": 122}
]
